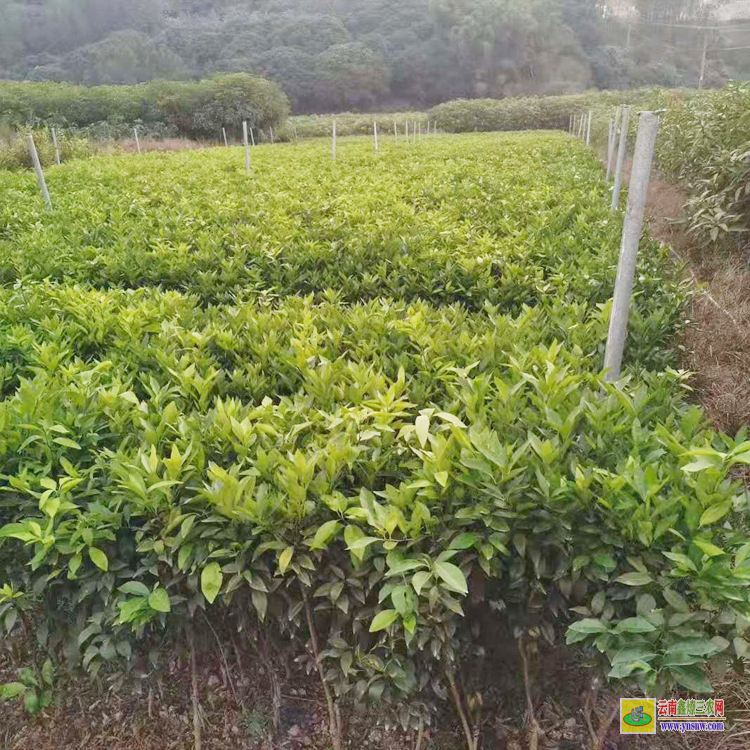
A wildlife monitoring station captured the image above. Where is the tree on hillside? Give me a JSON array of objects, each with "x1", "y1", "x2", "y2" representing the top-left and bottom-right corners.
[
  {"x1": 63, "y1": 31, "x2": 186, "y2": 85},
  {"x1": 314, "y1": 42, "x2": 390, "y2": 110}
]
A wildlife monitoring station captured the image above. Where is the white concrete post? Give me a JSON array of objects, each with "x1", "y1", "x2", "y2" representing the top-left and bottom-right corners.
[
  {"x1": 606, "y1": 109, "x2": 619, "y2": 180},
  {"x1": 611, "y1": 106, "x2": 630, "y2": 209},
  {"x1": 604, "y1": 112, "x2": 660, "y2": 381},
  {"x1": 222, "y1": 127, "x2": 228, "y2": 147},
  {"x1": 134, "y1": 127, "x2": 141, "y2": 154},
  {"x1": 243, "y1": 120, "x2": 250, "y2": 173},
  {"x1": 394, "y1": 120, "x2": 398, "y2": 142},
  {"x1": 51, "y1": 127, "x2": 60, "y2": 165},
  {"x1": 405, "y1": 120, "x2": 409, "y2": 142},
  {"x1": 250, "y1": 127, "x2": 256, "y2": 147},
  {"x1": 586, "y1": 110, "x2": 592, "y2": 146},
  {"x1": 434, "y1": 120, "x2": 437, "y2": 135},
  {"x1": 26, "y1": 135, "x2": 51, "y2": 206}
]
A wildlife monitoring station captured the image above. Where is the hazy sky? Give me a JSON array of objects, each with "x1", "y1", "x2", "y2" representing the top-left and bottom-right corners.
[{"x1": 720, "y1": 0, "x2": 750, "y2": 17}]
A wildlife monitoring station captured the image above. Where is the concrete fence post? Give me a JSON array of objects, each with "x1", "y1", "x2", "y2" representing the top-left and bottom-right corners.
[
  {"x1": 243, "y1": 120, "x2": 250, "y2": 173},
  {"x1": 51, "y1": 127, "x2": 61, "y2": 165},
  {"x1": 603, "y1": 111, "x2": 660, "y2": 381},
  {"x1": 134, "y1": 127, "x2": 141, "y2": 154},
  {"x1": 586, "y1": 110, "x2": 592, "y2": 146},
  {"x1": 606, "y1": 115, "x2": 614, "y2": 180},
  {"x1": 26, "y1": 135, "x2": 51, "y2": 206},
  {"x1": 611, "y1": 106, "x2": 630, "y2": 209}
]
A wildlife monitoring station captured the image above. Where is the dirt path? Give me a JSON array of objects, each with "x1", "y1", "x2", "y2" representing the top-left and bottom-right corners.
[{"x1": 640, "y1": 168, "x2": 750, "y2": 435}]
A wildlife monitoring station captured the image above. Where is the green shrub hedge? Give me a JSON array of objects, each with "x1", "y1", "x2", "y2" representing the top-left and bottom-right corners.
[
  {"x1": 430, "y1": 89, "x2": 674, "y2": 133},
  {"x1": 656, "y1": 82, "x2": 750, "y2": 246},
  {"x1": 0, "y1": 73, "x2": 290, "y2": 141},
  {"x1": 0, "y1": 128, "x2": 92, "y2": 170}
]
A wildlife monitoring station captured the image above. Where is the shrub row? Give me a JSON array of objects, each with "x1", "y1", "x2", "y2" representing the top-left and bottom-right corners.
[
  {"x1": 429, "y1": 88, "x2": 676, "y2": 134},
  {"x1": 0, "y1": 134, "x2": 661, "y2": 314},
  {"x1": 1, "y1": 281, "x2": 749, "y2": 735},
  {"x1": 0, "y1": 128, "x2": 93, "y2": 171},
  {"x1": 0, "y1": 74, "x2": 290, "y2": 141},
  {"x1": 656, "y1": 81, "x2": 750, "y2": 246},
  {"x1": 281, "y1": 112, "x2": 429, "y2": 141}
]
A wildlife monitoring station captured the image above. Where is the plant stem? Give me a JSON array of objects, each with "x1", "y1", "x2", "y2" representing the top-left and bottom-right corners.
[
  {"x1": 414, "y1": 716, "x2": 424, "y2": 750},
  {"x1": 301, "y1": 584, "x2": 342, "y2": 750},
  {"x1": 592, "y1": 699, "x2": 619, "y2": 750},
  {"x1": 188, "y1": 625, "x2": 202, "y2": 750},
  {"x1": 518, "y1": 635, "x2": 541, "y2": 750},
  {"x1": 447, "y1": 668, "x2": 474, "y2": 750}
]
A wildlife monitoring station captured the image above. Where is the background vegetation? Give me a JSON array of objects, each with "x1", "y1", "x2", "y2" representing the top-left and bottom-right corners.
[
  {"x1": 1, "y1": 0, "x2": 748, "y2": 115},
  {"x1": 0, "y1": 74, "x2": 289, "y2": 140}
]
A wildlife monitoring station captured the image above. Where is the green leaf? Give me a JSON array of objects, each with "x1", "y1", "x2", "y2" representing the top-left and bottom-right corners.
[
  {"x1": 699, "y1": 502, "x2": 733, "y2": 527},
  {"x1": 693, "y1": 539, "x2": 725, "y2": 557},
  {"x1": 661, "y1": 587, "x2": 688, "y2": 613},
  {"x1": 24, "y1": 691, "x2": 40, "y2": 714},
  {"x1": 663, "y1": 551, "x2": 697, "y2": 571},
  {"x1": 667, "y1": 638, "x2": 721, "y2": 656},
  {"x1": 391, "y1": 585, "x2": 415, "y2": 616},
  {"x1": 369, "y1": 609, "x2": 399, "y2": 632},
  {"x1": 119, "y1": 582, "x2": 150, "y2": 597},
  {"x1": 594, "y1": 553, "x2": 616, "y2": 571},
  {"x1": 279, "y1": 546, "x2": 294, "y2": 574},
  {"x1": 53, "y1": 437, "x2": 81, "y2": 450},
  {"x1": 41, "y1": 659, "x2": 54, "y2": 687},
  {"x1": 611, "y1": 647, "x2": 657, "y2": 665},
  {"x1": 201, "y1": 562, "x2": 223, "y2": 604},
  {"x1": 682, "y1": 456, "x2": 720, "y2": 473},
  {"x1": 68, "y1": 554, "x2": 82, "y2": 577},
  {"x1": 614, "y1": 617, "x2": 657, "y2": 634},
  {"x1": 347, "y1": 536, "x2": 381, "y2": 553},
  {"x1": 434, "y1": 561, "x2": 468, "y2": 595},
  {"x1": 88, "y1": 547, "x2": 108, "y2": 572},
  {"x1": 415, "y1": 415, "x2": 430, "y2": 448},
  {"x1": 735, "y1": 542, "x2": 750, "y2": 568},
  {"x1": 616, "y1": 572, "x2": 653, "y2": 586},
  {"x1": 568, "y1": 618, "x2": 609, "y2": 635},
  {"x1": 0, "y1": 682, "x2": 27, "y2": 699},
  {"x1": 670, "y1": 666, "x2": 713, "y2": 694},
  {"x1": 608, "y1": 660, "x2": 652, "y2": 679},
  {"x1": 117, "y1": 597, "x2": 146, "y2": 624},
  {"x1": 310, "y1": 520, "x2": 341, "y2": 551},
  {"x1": 412, "y1": 570, "x2": 431, "y2": 595},
  {"x1": 251, "y1": 589, "x2": 267, "y2": 622},
  {"x1": 148, "y1": 588, "x2": 171, "y2": 613},
  {"x1": 449, "y1": 533, "x2": 478, "y2": 550}
]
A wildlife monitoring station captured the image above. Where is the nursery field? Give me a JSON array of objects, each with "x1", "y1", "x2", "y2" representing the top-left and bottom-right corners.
[{"x1": 1, "y1": 133, "x2": 749, "y2": 749}]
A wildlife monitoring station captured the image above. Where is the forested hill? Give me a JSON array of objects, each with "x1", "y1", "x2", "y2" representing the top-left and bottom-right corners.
[{"x1": 0, "y1": 0, "x2": 748, "y2": 113}]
